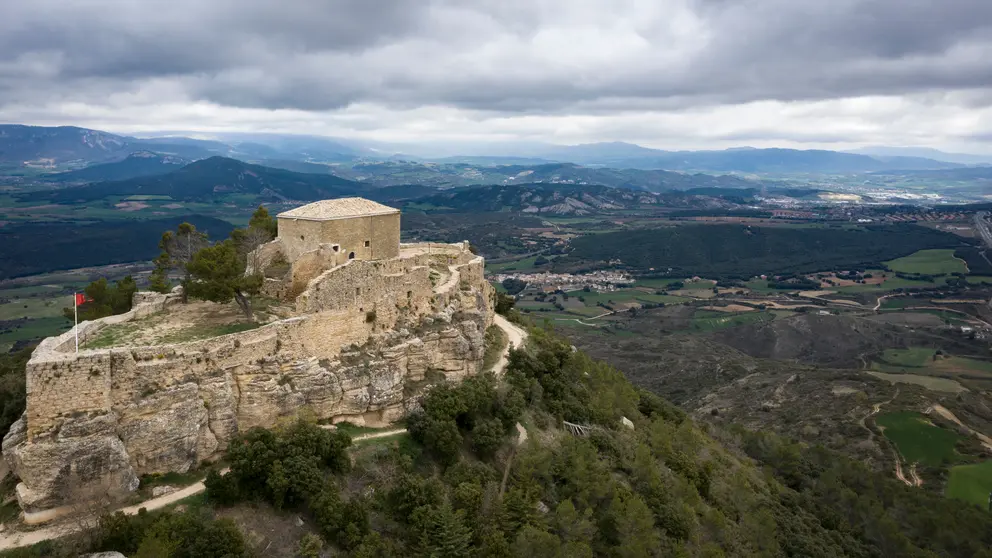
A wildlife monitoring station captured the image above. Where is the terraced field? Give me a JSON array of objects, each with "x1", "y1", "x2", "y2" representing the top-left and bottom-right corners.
[
  {"x1": 885, "y1": 249, "x2": 968, "y2": 275},
  {"x1": 869, "y1": 346, "x2": 992, "y2": 392},
  {"x1": 876, "y1": 411, "x2": 962, "y2": 467}
]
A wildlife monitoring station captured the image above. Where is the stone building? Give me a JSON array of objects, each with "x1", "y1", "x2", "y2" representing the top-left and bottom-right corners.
[
  {"x1": 3, "y1": 198, "x2": 495, "y2": 523},
  {"x1": 276, "y1": 197, "x2": 401, "y2": 262}
]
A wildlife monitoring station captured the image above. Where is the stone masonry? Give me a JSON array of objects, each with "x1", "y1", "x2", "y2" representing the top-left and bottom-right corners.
[{"x1": 2, "y1": 199, "x2": 494, "y2": 521}]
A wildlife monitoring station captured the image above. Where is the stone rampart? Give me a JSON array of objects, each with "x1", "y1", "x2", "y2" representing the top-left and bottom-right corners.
[{"x1": 3, "y1": 242, "x2": 494, "y2": 518}]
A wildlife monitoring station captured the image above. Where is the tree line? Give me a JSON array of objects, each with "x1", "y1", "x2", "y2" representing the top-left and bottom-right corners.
[
  {"x1": 148, "y1": 205, "x2": 277, "y2": 319},
  {"x1": 561, "y1": 223, "x2": 969, "y2": 279}
]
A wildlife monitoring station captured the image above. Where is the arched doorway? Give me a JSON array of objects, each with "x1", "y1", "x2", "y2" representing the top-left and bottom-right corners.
[{"x1": 348, "y1": 252, "x2": 355, "y2": 259}]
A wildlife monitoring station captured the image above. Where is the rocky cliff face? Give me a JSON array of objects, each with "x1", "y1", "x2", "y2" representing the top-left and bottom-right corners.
[{"x1": 4, "y1": 306, "x2": 486, "y2": 514}]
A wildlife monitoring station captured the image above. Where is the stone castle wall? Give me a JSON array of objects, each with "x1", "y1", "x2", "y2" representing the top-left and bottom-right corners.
[
  {"x1": 4, "y1": 241, "x2": 493, "y2": 518},
  {"x1": 278, "y1": 213, "x2": 400, "y2": 262}
]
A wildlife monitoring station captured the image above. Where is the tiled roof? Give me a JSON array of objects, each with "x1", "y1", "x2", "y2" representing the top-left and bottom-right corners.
[{"x1": 277, "y1": 197, "x2": 400, "y2": 221}]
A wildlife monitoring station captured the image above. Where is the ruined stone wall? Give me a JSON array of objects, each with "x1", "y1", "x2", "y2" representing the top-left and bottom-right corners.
[
  {"x1": 4, "y1": 242, "x2": 492, "y2": 517},
  {"x1": 276, "y1": 218, "x2": 326, "y2": 262}
]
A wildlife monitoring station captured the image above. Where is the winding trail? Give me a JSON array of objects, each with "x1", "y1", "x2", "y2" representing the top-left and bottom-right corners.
[
  {"x1": 0, "y1": 467, "x2": 229, "y2": 552},
  {"x1": 492, "y1": 314, "x2": 528, "y2": 376},
  {"x1": 860, "y1": 388, "x2": 898, "y2": 446},
  {"x1": 859, "y1": 388, "x2": 922, "y2": 486}
]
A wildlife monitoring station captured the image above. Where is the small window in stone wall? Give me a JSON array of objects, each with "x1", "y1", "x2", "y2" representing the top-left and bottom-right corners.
[
  {"x1": 349, "y1": 252, "x2": 355, "y2": 259},
  {"x1": 300, "y1": 235, "x2": 305, "y2": 241},
  {"x1": 365, "y1": 240, "x2": 370, "y2": 247},
  {"x1": 332, "y1": 245, "x2": 339, "y2": 252}
]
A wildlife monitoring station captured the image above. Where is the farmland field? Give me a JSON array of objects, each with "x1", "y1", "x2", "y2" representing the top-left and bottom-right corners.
[
  {"x1": 885, "y1": 249, "x2": 968, "y2": 275},
  {"x1": 947, "y1": 461, "x2": 992, "y2": 508},
  {"x1": 875, "y1": 411, "x2": 961, "y2": 467},
  {"x1": 869, "y1": 347, "x2": 992, "y2": 392},
  {"x1": 880, "y1": 347, "x2": 936, "y2": 367}
]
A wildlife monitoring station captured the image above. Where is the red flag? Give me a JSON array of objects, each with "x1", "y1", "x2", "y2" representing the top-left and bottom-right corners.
[{"x1": 75, "y1": 293, "x2": 92, "y2": 306}]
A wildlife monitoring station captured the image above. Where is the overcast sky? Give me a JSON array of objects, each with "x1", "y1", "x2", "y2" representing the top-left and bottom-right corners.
[{"x1": 2, "y1": 0, "x2": 991, "y2": 152}]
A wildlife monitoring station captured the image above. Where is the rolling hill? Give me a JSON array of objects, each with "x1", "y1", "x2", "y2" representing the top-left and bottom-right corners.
[
  {"x1": 405, "y1": 183, "x2": 753, "y2": 215},
  {"x1": 19, "y1": 157, "x2": 368, "y2": 203},
  {"x1": 0, "y1": 125, "x2": 130, "y2": 165},
  {"x1": 0, "y1": 215, "x2": 235, "y2": 278},
  {"x1": 44, "y1": 151, "x2": 190, "y2": 182},
  {"x1": 331, "y1": 160, "x2": 763, "y2": 191}
]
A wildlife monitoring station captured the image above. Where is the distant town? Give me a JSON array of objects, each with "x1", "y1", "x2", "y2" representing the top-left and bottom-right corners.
[{"x1": 491, "y1": 270, "x2": 633, "y2": 293}]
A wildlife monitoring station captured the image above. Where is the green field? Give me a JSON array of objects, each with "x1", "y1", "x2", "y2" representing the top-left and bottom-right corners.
[
  {"x1": 875, "y1": 411, "x2": 961, "y2": 467},
  {"x1": 632, "y1": 278, "x2": 684, "y2": 289},
  {"x1": 953, "y1": 357, "x2": 992, "y2": 374},
  {"x1": 867, "y1": 370, "x2": 967, "y2": 393},
  {"x1": 885, "y1": 249, "x2": 967, "y2": 275},
  {"x1": 880, "y1": 347, "x2": 936, "y2": 367},
  {"x1": 947, "y1": 461, "x2": 992, "y2": 509},
  {"x1": 486, "y1": 255, "x2": 542, "y2": 273},
  {"x1": 0, "y1": 316, "x2": 70, "y2": 353},
  {"x1": 0, "y1": 296, "x2": 65, "y2": 321}
]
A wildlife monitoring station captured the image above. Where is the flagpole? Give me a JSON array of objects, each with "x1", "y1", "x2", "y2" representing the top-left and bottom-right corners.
[{"x1": 74, "y1": 293, "x2": 78, "y2": 353}]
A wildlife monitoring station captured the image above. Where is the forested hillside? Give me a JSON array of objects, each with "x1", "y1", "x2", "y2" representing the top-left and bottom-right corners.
[
  {"x1": 44, "y1": 152, "x2": 189, "y2": 182},
  {"x1": 409, "y1": 184, "x2": 750, "y2": 215},
  {"x1": 0, "y1": 215, "x2": 234, "y2": 278},
  {"x1": 559, "y1": 224, "x2": 969, "y2": 278},
  {"x1": 19, "y1": 157, "x2": 366, "y2": 203}
]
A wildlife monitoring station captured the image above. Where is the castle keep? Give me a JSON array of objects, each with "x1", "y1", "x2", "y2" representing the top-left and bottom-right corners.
[
  {"x1": 276, "y1": 197, "x2": 401, "y2": 262},
  {"x1": 3, "y1": 198, "x2": 494, "y2": 521}
]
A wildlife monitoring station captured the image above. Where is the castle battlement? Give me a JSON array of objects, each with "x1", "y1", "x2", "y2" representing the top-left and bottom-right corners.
[{"x1": 3, "y1": 199, "x2": 494, "y2": 521}]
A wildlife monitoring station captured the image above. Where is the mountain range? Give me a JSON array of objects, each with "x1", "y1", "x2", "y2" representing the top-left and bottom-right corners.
[
  {"x1": 850, "y1": 146, "x2": 992, "y2": 165},
  {"x1": 1, "y1": 124, "x2": 984, "y2": 175},
  {"x1": 19, "y1": 156, "x2": 366, "y2": 203}
]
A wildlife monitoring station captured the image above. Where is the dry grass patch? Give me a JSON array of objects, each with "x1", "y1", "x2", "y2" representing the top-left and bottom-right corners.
[
  {"x1": 701, "y1": 304, "x2": 755, "y2": 313},
  {"x1": 83, "y1": 300, "x2": 263, "y2": 348}
]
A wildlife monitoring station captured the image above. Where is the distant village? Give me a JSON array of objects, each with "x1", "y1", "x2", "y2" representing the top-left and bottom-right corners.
[{"x1": 491, "y1": 270, "x2": 633, "y2": 293}]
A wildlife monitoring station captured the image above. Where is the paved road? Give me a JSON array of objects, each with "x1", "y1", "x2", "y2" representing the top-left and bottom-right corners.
[{"x1": 975, "y1": 211, "x2": 992, "y2": 249}]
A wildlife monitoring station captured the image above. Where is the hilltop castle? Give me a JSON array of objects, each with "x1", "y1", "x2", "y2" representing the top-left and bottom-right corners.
[{"x1": 3, "y1": 198, "x2": 494, "y2": 522}]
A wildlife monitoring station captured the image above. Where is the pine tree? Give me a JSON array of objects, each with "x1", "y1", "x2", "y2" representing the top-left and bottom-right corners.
[
  {"x1": 185, "y1": 240, "x2": 262, "y2": 319},
  {"x1": 415, "y1": 502, "x2": 473, "y2": 558},
  {"x1": 248, "y1": 205, "x2": 278, "y2": 238},
  {"x1": 153, "y1": 222, "x2": 209, "y2": 303}
]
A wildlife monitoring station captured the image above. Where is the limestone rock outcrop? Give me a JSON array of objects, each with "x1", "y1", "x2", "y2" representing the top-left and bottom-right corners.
[{"x1": 4, "y1": 240, "x2": 493, "y2": 517}]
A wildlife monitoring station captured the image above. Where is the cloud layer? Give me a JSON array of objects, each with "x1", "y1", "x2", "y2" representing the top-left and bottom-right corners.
[{"x1": 2, "y1": 0, "x2": 991, "y2": 150}]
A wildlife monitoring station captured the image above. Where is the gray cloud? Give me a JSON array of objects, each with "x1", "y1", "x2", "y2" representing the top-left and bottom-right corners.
[{"x1": 1, "y1": 0, "x2": 992, "y2": 149}]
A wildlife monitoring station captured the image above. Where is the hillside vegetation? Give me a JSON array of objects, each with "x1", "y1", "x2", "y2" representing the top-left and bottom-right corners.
[
  {"x1": 44, "y1": 152, "x2": 189, "y2": 182},
  {"x1": 333, "y1": 161, "x2": 762, "y2": 191},
  {"x1": 0, "y1": 215, "x2": 234, "y2": 279},
  {"x1": 560, "y1": 224, "x2": 967, "y2": 278},
  {"x1": 8, "y1": 326, "x2": 992, "y2": 557},
  {"x1": 411, "y1": 184, "x2": 752, "y2": 215}
]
